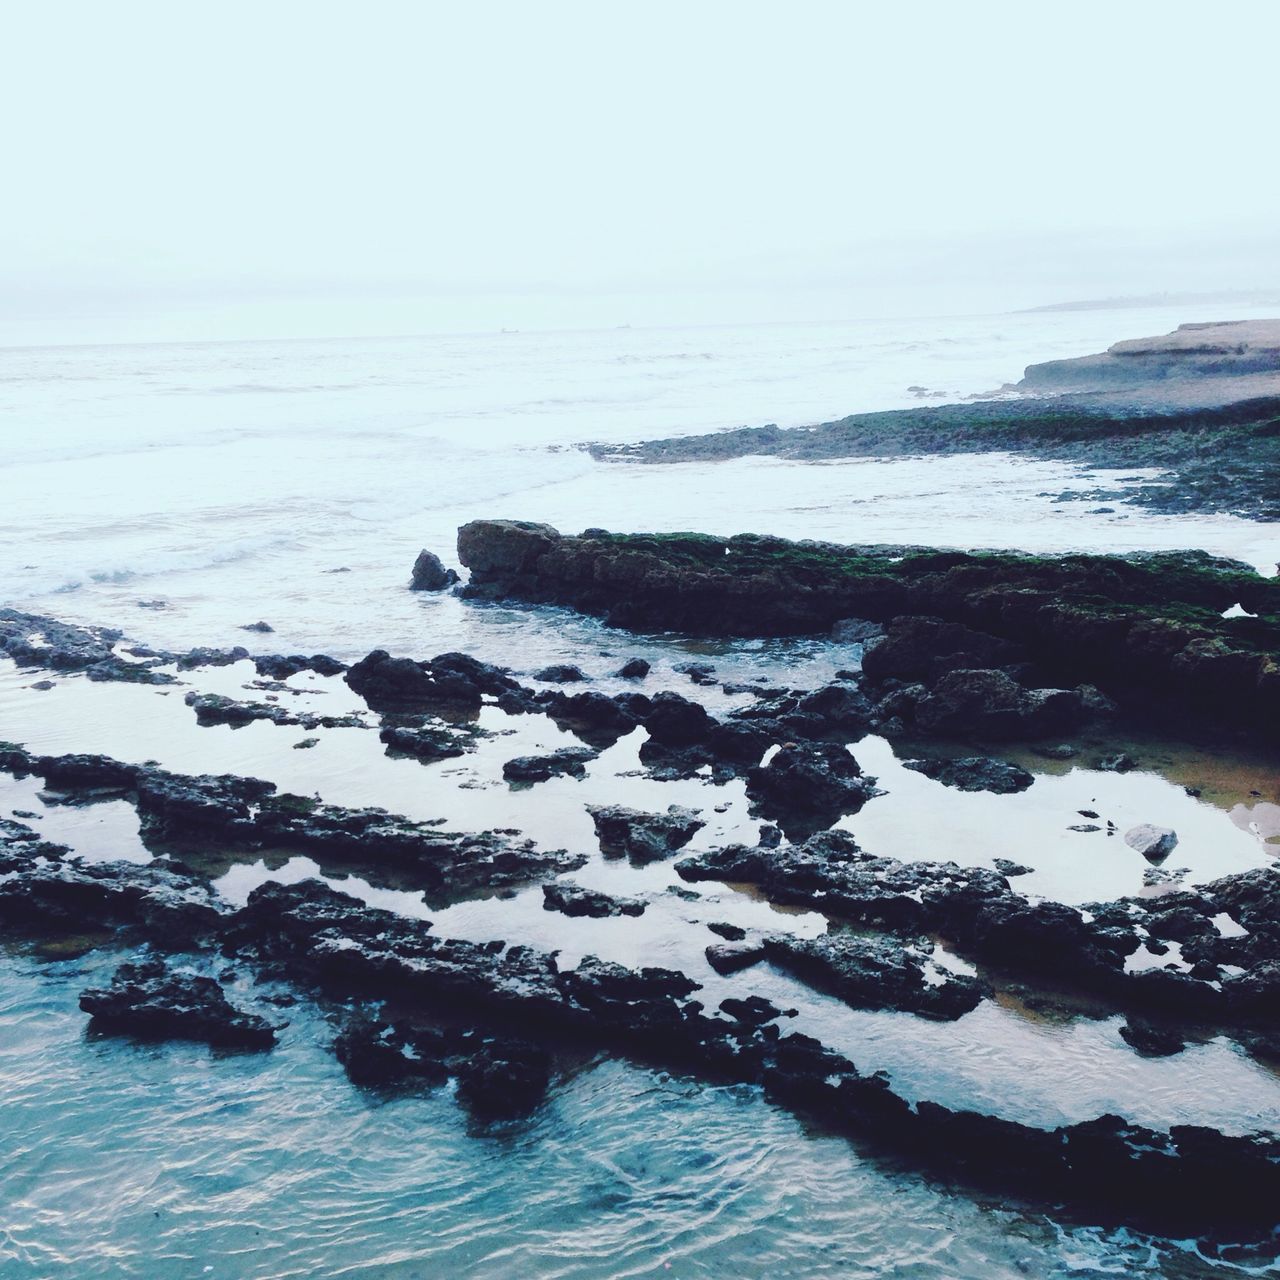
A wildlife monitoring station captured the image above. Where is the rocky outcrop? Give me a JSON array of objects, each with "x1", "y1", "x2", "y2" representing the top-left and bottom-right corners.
[
  {"x1": 745, "y1": 743, "x2": 877, "y2": 836},
  {"x1": 455, "y1": 524, "x2": 1280, "y2": 735}
]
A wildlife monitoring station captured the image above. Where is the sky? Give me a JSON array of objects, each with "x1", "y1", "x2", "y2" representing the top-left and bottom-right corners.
[{"x1": 2, "y1": 0, "x2": 1278, "y2": 343}]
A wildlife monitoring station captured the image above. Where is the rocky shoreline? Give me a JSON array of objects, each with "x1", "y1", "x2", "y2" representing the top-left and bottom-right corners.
[
  {"x1": 2, "y1": 563, "x2": 1280, "y2": 1235},
  {"x1": 584, "y1": 322, "x2": 1280, "y2": 521}
]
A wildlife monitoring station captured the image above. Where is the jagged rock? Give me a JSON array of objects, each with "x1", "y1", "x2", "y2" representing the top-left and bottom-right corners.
[
  {"x1": 615, "y1": 657, "x2": 651, "y2": 679},
  {"x1": 1125, "y1": 825, "x2": 1179, "y2": 862},
  {"x1": 912, "y1": 670, "x2": 1085, "y2": 740},
  {"x1": 380, "y1": 724, "x2": 472, "y2": 762},
  {"x1": 993, "y1": 859, "x2": 1033, "y2": 877},
  {"x1": 502, "y1": 747, "x2": 596, "y2": 783},
  {"x1": 707, "y1": 921, "x2": 747, "y2": 941},
  {"x1": 541, "y1": 882, "x2": 645, "y2": 918},
  {"x1": 763, "y1": 932, "x2": 989, "y2": 1020},
  {"x1": 903, "y1": 755, "x2": 1034, "y2": 794},
  {"x1": 79, "y1": 959, "x2": 277, "y2": 1049},
  {"x1": 586, "y1": 804, "x2": 705, "y2": 863},
  {"x1": 863, "y1": 616, "x2": 1024, "y2": 682},
  {"x1": 410, "y1": 549, "x2": 460, "y2": 591},
  {"x1": 254, "y1": 654, "x2": 347, "y2": 680}
]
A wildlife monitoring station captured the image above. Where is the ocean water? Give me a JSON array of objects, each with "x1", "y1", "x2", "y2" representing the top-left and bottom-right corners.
[{"x1": 4, "y1": 305, "x2": 1280, "y2": 1278}]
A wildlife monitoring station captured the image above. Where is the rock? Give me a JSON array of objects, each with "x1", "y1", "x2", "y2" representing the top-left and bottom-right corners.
[
  {"x1": 705, "y1": 942, "x2": 767, "y2": 975},
  {"x1": 587, "y1": 804, "x2": 705, "y2": 863},
  {"x1": 409, "y1": 549, "x2": 460, "y2": 591},
  {"x1": 912, "y1": 670, "x2": 1085, "y2": 740},
  {"x1": 1068, "y1": 824, "x2": 1102, "y2": 833},
  {"x1": 541, "y1": 883, "x2": 645, "y2": 918},
  {"x1": 1124, "y1": 825, "x2": 1179, "y2": 862},
  {"x1": 346, "y1": 649, "x2": 520, "y2": 713},
  {"x1": 293, "y1": 737, "x2": 319, "y2": 750},
  {"x1": 745, "y1": 743, "x2": 876, "y2": 833},
  {"x1": 253, "y1": 653, "x2": 347, "y2": 680},
  {"x1": 615, "y1": 658, "x2": 650, "y2": 679},
  {"x1": 903, "y1": 755, "x2": 1034, "y2": 794},
  {"x1": 533, "y1": 664, "x2": 588, "y2": 683},
  {"x1": 993, "y1": 859, "x2": 1033, "y2": 877},
  {"x1": 380, "y1": 724, "x2": 472, "y2": 763},
  {"x1": 1032, "y1": 744, "x2": 1078, "y2": 760},
  {"x1": 830, "y1": 617, "x2": 884, "y2": 644},
  {"x1": 862, "y1": 616, "x2": 1024, "y2": 683},
  {"x1": 454, "y1": 1039, "x2": 551, "y2": 1117},
  {"x1": 79, "y1": 959, "x2": 277, "y2": 1049},
  {"x1": 719, "y1": 996, "x2": 787, "y2": 1025},
  {"x1": 764, "y1": 932, "x2": 989, "y2": 1020},
  {"x1": 1119, "y1": 1020, "x2": 1186, "y2": 1057},
  {"x1": 707, "y1": 921, "x2": 748, "y2": 941},
  {"x1": 537, "y1": 689, "x2": 643, "y2": 746},
  {"x1": 674, "y1": 661, "x2": 717, "y2": 685},
  {"x1": 1099, "y1": 752, "x2": 1138, "y2": 773},
  {"x1": 240, "y1": 621, "x2": 274, "y2": 633},
  {"x1": 643, "y1": 691, "x2": 717, "y2": 747},
  {"x1": 502, "y1": 747, "x2": 596, "y2": 783}
]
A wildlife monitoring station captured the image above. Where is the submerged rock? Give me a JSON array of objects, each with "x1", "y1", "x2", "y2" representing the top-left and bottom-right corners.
[{"x1": 79, "y1": 959, "x2": 277, "y2": 1049}]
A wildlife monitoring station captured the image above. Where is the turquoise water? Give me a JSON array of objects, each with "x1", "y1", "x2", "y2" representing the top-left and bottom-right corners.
[{"x1": 1, "y1": 949, "x2": 1275, "y2": 1280}]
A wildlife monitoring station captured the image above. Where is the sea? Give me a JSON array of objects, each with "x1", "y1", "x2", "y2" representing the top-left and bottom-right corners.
[{"x1": 2, "y1": 303, "x2": 1280, "y2": 1278}]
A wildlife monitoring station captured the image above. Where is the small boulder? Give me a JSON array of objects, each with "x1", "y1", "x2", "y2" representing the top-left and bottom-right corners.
[
  {"x1": 409, "y1": 549, "x2": 460, "y2": 592},
  {"x1": 1124, "y1": 824, "x2": 1178, "y2": 862},
  {"x1": 533, "y1": 664, "x2": 588, "y2": 684},
  {"x1": 615, "y1": 658, "x2": 651, "y2": 679},
  {"x1": 542, "y1": 883, "x2": 645, "y2": 918}
]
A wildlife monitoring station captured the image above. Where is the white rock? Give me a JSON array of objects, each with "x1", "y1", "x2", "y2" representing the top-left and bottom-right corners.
[{"x1": 1124, "y1": 824, "x2": 1179, "y2": 862}]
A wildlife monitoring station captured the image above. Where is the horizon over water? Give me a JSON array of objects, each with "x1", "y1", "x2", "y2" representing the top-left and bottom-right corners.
[{"x1": 4, "y1": 301, "x2": 1280, "y2": 1279}]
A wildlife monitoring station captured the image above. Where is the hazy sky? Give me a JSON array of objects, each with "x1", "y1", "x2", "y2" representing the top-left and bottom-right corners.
[{"x1": 3, "y1": 0, "x2": 1278, "y2": 342}]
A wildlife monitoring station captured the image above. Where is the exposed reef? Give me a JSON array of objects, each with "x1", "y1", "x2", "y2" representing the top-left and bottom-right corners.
[{"x1": 456, "y1": 522, "x2": 1280, "y2": 737}]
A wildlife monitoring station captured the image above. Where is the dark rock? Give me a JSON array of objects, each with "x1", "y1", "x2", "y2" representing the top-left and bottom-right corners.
[
  {"x1": 674, "y1": 661, "x2": 717, "y2": 685},
  {"x1": 542, "y1": 883, "x2": 645, "y2": 918},
  {"x1": 240, "y1": 621, "x2": 274, "y2": 633},
  {"x1": 1119, "y1": 1020, "x2": 1187, "y2": 1057},
  {"x1": 863, "y1": 616, "x2": 1024, "y2": 683},
  {"x1": 719, "y1": 996, "x2": 787, "y2": 1025},
  {"x1": 763, "y1": 932, "x2": 989, "y2": 1020},
  {"x1": 533, "y1": 664, "x2": 588, "y2": 683},
  {"x1": 503, "y1": 747, "x2": 596, "y2": 783},
  {"x1": 903, "y1": 755, "x2": 1035, "y2": 794},
  {"x1": 615, "y1": 658, "x2": 651, "y2": 679},
  {"x1": 379, "y1": 724, "x2": 472, "y2": 763},
  {"x1": 993, "y1": 859, "x2": 1033, "y2": 877},
  {"x1": 587, "y1": 804, "x2": 705, "y2": 863},
  {"x1": 705, "y1": 942, "x2": 767, "y2": 975},
  {"x1": 454, "y1": 1039, "x2": 551, "y2": 1117},
  {"x1": 79, "y1": 959, "x2": 276, "y2": 1049},
  {"x1": 643, "y1": 691, "x2": 717, "y2": 747},
  {"x1": 707, "y1": 921, "x2": 748, "y2": 942},
  {"x1": 410, "y1": 549, "x2": 460, "y2": 591},
  {"x1": 913, "y1": 670, "x2": 1085, "y2": 740},
  {"x1": 745, "y1": 743, "x2": 876, "y2": 834}
]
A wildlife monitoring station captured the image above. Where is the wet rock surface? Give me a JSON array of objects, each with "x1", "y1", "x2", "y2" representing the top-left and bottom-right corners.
[
  {"x1": 409, "y1": 548, "x2": 460, "y2": 591},
  {"x1": 586, "y1": 804, "x2": 705, "y2": 863},
  {"x1": 79, "y1": 958, "x2": 277, "y2": 1049},
  {"x1": 503, "y1": 747, "x2": 597, "y2": 783},
  {"x1": 903, "y1": 755, "x2": 1035, "y2": 794},
  {"x1": 541, "y1": 882, "x2": 646, "y2": 918},
  {"x1": 455, "y1": 523, "x2": 1280, "y2": 737}
]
